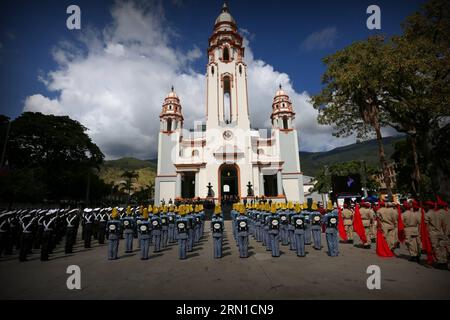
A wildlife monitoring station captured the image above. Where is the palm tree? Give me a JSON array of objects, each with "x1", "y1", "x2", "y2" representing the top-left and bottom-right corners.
[{"x1": 120, "y1": 170, "x2": 139, "y2": 204}]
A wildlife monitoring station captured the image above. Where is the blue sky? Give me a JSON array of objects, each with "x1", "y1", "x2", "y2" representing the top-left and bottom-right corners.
[{"x1": 0, "y1": 0, "x2": 425, "y2": 157}]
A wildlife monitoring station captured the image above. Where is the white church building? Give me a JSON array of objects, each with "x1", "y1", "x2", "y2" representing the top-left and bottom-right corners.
[{"x1": 155, "y1": 3, "x2": 304, "y2": 204}]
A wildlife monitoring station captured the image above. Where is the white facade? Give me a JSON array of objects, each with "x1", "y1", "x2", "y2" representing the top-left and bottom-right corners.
[{"x1": 154, "y1": 3, "x2": 304, "y2": 204}]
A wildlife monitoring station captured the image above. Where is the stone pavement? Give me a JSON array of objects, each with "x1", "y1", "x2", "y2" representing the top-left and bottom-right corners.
[{"x1": 0, "y1": 222, "x2": 449, "y2": 300}]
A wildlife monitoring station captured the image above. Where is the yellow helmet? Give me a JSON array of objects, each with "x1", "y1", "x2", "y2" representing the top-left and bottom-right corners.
[
  {"x1": 294, "y1": 203, "x2": 301, "y2": 213},
  {"x1": 271, "y1": 203, "x2": 277, "y2": 214},
  {"x1": 287, "y1": 201, "x2": 294, "y2": 210},
  {"x1": 327, "y1": 200, "x2": 333, "y2": 211},
  {"x1": 142, "y1": 208, "x2": 149, "y2": 219},
  {"x1": 311, "y1": 202, "x2": 318, "y2": 210},
  {"x1": 111, "y1": 207, "x2": 119, "y2": 219},
  {"x1": 126, "y1": 206, "x2": 132, "y2": 215},
  {"x1": 153, "y1": 207, "x2": 159, "y2": 215}
]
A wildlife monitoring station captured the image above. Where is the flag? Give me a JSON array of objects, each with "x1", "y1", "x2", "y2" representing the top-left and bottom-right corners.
[
  {"x1": 353, "y1": 205, "x2": 367, "y2": 243},
  {"x1": 420, "y1": 207, "x2": 435, "y2": 265},
  {"x1": 397, "y1": 205, "x2": 406, "y2": 243},
  {"x1": 337, "y1": 207, "x2": 348, "y2": 241},
  {"x1": 376, "y1": 217, "x2": 395, "y2": 257}
]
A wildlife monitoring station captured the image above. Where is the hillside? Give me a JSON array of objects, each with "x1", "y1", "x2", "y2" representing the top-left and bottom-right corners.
[
  {"x1": 300, "y1": 136, "x2": 405, "y2": 177},
  {"x1": 98, "y1": 136, "x2": 405, "y2": 186},
  {"x1": 99, "y1": 157, "x2": 156, "y2": 189}
]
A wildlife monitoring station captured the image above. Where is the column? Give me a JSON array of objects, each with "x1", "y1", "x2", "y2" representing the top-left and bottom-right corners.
[
  {"x1": 195, "y1": 172, "x2": 199, "y2": 198},
  {"x1": 176, "y1": 173, "x2": 182, "y2": 198},
  {"x1": 277, "y1": 170, "x2": 283, "y2": 196},
  {"x1": 259, "y1": 170, "x2": 265, "y2": 197}
]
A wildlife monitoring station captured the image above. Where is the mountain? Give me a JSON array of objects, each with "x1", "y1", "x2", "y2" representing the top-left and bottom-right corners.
[
  {"x1": 300, "y1": 136, "x2": 405, "y2": 177},
  {"x1": 99, "y1": 136, "x2": 405, "y2": 186},
  {"x1": 99, "y1": 157, "x2": 156, "y2": 189}
]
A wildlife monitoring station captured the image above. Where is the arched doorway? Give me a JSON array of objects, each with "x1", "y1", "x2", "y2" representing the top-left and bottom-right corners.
[{"x1": 218, "y1": 164, "x2": 240, "y2": 201}]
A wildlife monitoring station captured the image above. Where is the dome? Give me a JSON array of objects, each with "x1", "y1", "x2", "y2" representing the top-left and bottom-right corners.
[
  {"x1": 165, "y1": 86, "x2": 179, "y2": 99},
  {"x1": 215, "y1": 3, "x2": 236, "y2": 25},
  {"x1": 274, "y1": 85, "x2": 289, "y2": 98}
]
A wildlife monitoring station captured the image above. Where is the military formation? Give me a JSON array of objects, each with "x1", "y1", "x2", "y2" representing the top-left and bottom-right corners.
[{"x1": 0, "y1": 196, "x2": 448, "y2": 270}]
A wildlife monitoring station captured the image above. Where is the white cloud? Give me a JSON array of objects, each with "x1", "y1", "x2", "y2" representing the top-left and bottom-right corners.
[
  {"x1": 24, "y1": 1, "x2": 355, "y2": 159},
  {"x1": 301, "y1": 27, "x2": 337, "y2": 51}
]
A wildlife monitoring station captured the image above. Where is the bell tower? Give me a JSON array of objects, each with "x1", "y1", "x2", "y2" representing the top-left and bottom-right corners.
[{"x1": 206, "y1": 2, "x2": 250, "y2": 130}]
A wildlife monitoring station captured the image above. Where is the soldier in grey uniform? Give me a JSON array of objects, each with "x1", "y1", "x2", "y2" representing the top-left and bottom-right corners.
[
  {"x1": 292, "y1": 211, "x2": 306, "y2": 257},
  {"x1": 122, "y1": 210, "x2": 135, "y2": 253},
  {"x1": 211, "y1": 208, "x2": 224, "y2": 259},
  {"x1": 176, "y1": 208, "x2": 188, "y2": 260},
  {"x1": 311, "y1": 211, "x2": 322, "y2": 250},
  {"x1": 324, "y1": 209, "x2": 339, "y2": 257},
  {"x1": 236, "y1": 207, "x2": 249, "y2": 258},
  {"x1": 139, "y1": 214, "x2": 151, "y2": 260},
  {"x1": 106, "y1": 209, "x2": 121, "y2": 260},
  {"x1": 268, "y1": 207, "x2": 280, "y2": 257}
]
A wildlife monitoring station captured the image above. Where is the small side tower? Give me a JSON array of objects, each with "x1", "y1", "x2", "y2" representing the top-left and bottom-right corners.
[
  {"x1": 271, "y1": 86, "x2": 304, "y2": 202},
  {"x1": 155, "y1": 87, "x2": 184, "y2": 205}
]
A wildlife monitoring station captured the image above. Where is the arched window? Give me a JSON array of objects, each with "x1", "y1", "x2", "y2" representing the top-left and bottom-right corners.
[
  {"x1": 167, "y1": 118, "x2": 173, "y2": 132},
  {"x1": 239, "y1": 65, "x2": 242, "y2": 75},
  {"x1": 211, "y1": 66, "x2": 215, "y2": 75},
  {"x1": 192, "y1": 150, "x2": 199, "y2": 157},
  {"x1": 223, "y1": 47, "x2": 230, "y2": 61},
  {"x1": 223, "y1": 76, "x2": 232, "y2": 124},
  {"x1": 282, "y1": 117, "x2": 289, "y2": 130}
]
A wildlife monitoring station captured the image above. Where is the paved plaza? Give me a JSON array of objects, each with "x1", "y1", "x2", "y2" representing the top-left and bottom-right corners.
[{"x1": 0, "y1": 222, "x2": 449, "y2": 300}]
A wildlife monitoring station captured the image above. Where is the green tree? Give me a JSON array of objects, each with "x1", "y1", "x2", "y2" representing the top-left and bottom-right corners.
[
  {"x1": 382, "y1": 0, "x2": 450, "y2": 197},
  {"x1": 1, "y1": 112, "x2": 108, "y2": 204},
  {"x1": 311, "y1": 36, "x2": 393, "y2": 195}
]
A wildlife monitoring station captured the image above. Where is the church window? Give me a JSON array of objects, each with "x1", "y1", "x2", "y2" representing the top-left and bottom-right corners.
[
  {"x1": 239, "y1": 65, "x2": 242, "y2": 75},
  {"x1": 223, "y1": 76, "x2": 232, "y2": 124},
  {"x1": 223, "y1": 47, "x2": 230, "y2": 61},
  {"x1": 192, "y1": 150, "x2": 199, "y2": 157},
  {"x1": 211, "y1": 66, "x2": 215, "y2": 75},
  {"x1": 257, "y1": 149, "x2": 264, "y2": 155},
  {"x1": 282, "y1": 117, "x2": 289, "y2": 130},
  {"x1": 167, "y1": 118, "x2": 173, "y2": 132},
  {"x1": 169, "y1": 105, "x2": 172, "y2": 110}
]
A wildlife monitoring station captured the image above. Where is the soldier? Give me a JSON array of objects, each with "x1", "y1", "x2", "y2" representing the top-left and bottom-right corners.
[
  {"x1": 106, "y1": 208, "x2": 121, "y2": 260},
  {"x1": 378, "y1": 201, "x2": 398, "y2": 251},
  {"x1": 424, "y1": 201, "x2": 448, "y2": 270},
  {"x1": 401, "y1": 201, "x2": 421, "y2": 263},
  {"x1": 186, "y1": 206, "x2": 195, "y2": 252},
  {"x1": 263, "y1": 205, "x2": 271, "y2": 252},
  {"x1": 41, "y1": 210, "x2": 57, "y2": 261},
  {"x1": 311, "y1": 210, "x2": 322, "y2": 250},
  {"x1": 65, "y1": 209, "x2": 79, "y2": 254},
  {"x1": 435, "y1": 197, "x2": 449, "y2": 256},
  {"x1": 324, "y1": 208, "x2": 339, "y2": 257},
  {"x1": 236, "y1": 205, "x2": 249, "y2": 258},
  {"x1": 292, "y1": 205, "x2": 306, "y2": 257},
  {"x1": 138, "y1": 208, "x2": 151, "y2": 260},
  {"x1": 168, "y1": 206, "x2": 176, "y2": 243},
  {"x1": 360, "y1": 202, "x2": 374, "y2": 249},
  {"x1": 161, "y1": 206, "x2": 169, "y2": 248},
  {"x1": 0, "y1": 211, "x2": 12, "y2": 257},
  {"x1": 19, "y1": 211, "x2": 36, "y2": 262},
  {"x1": 122, "y1": 207, "x2": 135, "y2": 253},
  {"x1": 92, "y1": 208, "x2": 100, "y2": 240},
  {"x1": 211, "y1": 206, "x2": 224, "y2": 259},
  {"x1": 303, "y1": 208, "x2": 312, "y2": 245},
  {"x1": 176, "y1": 206, "x2": 189, "y2": 260},
  {"x1": 279, "y1": 205, "x2": 289, "y2": 246},
  {"x1": 287, "y1": 203, "x2": 296, "y2": 251},
  {"x1": 97, "y1": 208, "x2": 109, "y2": 245},
  {"x1": 341, "y1": 203, "x2": 354, "y2": 243},
  {"x1": 268, "y1": 205, "x2": 280, "y2": 257},
  {"x1": 151, "y1": 207, "x2": 162, "y2": 253},
  {"x1": 82, "y1": 208, "x2": 94, "y2": 248}
]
